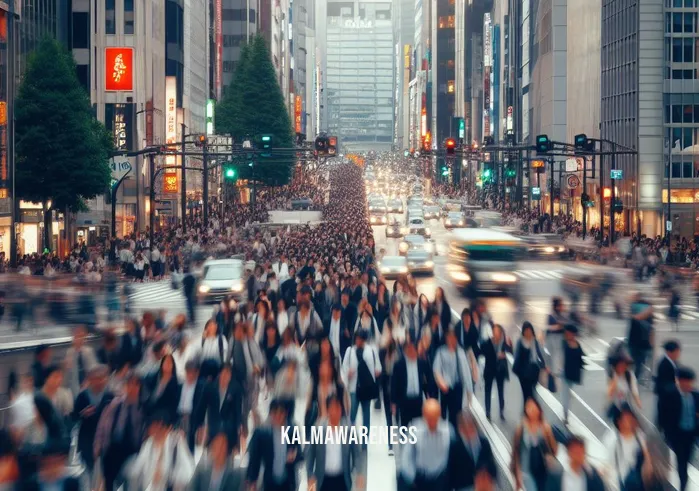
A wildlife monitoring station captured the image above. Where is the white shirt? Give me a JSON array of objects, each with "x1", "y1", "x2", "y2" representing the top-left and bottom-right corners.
[
  {"x1": 325, "y1": 440, "x2": 343, "y2": 475},
  {"x1": 277, "y1": 310, "x2": 290, "y2": 336},
  {"x1": 329, "y1": 317, "x2": 342, "y2": 355},
  {"x1": 178, "y1": 381, "x2": 196, "y2": 415},
  {"x1": 342, "y1": 345, "x2": 382, "y2": 393},
  {"x1": 602, "y1": 430, "x2": 644, "y2": 483},
  {"x1": 200, "y1": 337, "x2": 228, "y2": 362},
  {"x1": 405, "y1": 359, "x2": 420, "y2": 398},
  {"x1": 562, "y1": 468, "x2": 587, "y2": 491}
]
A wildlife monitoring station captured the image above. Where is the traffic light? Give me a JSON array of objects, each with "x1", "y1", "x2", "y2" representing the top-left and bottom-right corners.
[
  {"x1": 441, "y1": 165, "x2": 449, "y2": 176},
  {"x1": 224, "y1": 166, "x2": 237, "y2": 180},
  {"x1": 535, "y1": 134, "x2": 552, "y2": 154},
  {"x1": 259, "y1": 135, "x2": 273, "y2": 157},
  {"x1": 196, "y1": 135, "x2": 207, "y2": 147},
  {"x1": 315, "y1": 134, "x2": 328, "y2": 152},
  {"x1": 483, "y1": 136, "x2": 494, "y2": 147},
  {"x1": 423, "y1": 132, "x2": 432, "y2": 152},
  {"x1": 574, "y1": 134, "x2": 594, "y2": 153},
  {"x1": 404, "y1": 150, "x2": 410, "y2": 158},
  {"x1": 506, "y1": 167, "x2": 516, "y2": 178},
  {"x1": 482, "y1": 169, "x2": 492, "y2": 182},
  {"x1": 445, "y1": 138, "x2": 456, "y2": 155},
  {"x1": 328, "y1": 136, "x2": 338, "y2": 156},
  {"x1": 613, "y1": 198, "x2": 623, "y2": 213}
]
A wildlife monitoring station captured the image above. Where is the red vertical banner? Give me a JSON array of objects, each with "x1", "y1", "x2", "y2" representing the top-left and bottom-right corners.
[
  {"x1": 215, "y1": 0, "x2": 223, "y2": 100},
  {"x1": 145, "y1": 100, "x2": 153, "y2": 146},
  {"x1": 294, "y1": 95, "x2": 302, "y2": 133}
]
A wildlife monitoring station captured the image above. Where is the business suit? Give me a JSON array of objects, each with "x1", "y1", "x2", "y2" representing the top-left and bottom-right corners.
[
  {"x1": 655, "y1": 356, "x2": 678, "y2": 430},
  {"x1": 479, "y1": 338, "x2": 512, "y2": 419},
  {"x1": 188, "y1": 461, "x2": 244, "y2": 491},
  {"x1": 660, "y1": 388, "x2": 699, "y2": 491},
  {"x1": 119, "y1": 330, "x2": 144, "y2": 367},
  {"x1": 391, "y1": 357, "x2": 434, "y2": 426},
  {"x1": 543, "y1": 463, "x2": 606, "y2": 491},
  {"x1": 323, "y1": 316, "x2": 351, "y2": 363},
  {"x1": 211, "y1": 380, "x2": 244, "y2": 453},
  {"x1": 246, "y1": 425, "x2": 303, "y2": 491},
  {"x1": 306, "y1": 421, "x2": 366, "y2": 491},
  {"x1": 448, "y1": 434, "x2": 494, "y2": 490},
  {"x1": 73, "y1": 389, "x2": 114, "y2": 472},
  {"x1": 143, "y1": 373, "x2": 180, "y2": 423},
  {"x1": 179, "y1": 380, "x2": 219, "y2": 451}
]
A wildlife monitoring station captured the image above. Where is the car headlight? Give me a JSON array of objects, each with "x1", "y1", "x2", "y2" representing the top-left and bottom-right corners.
[
  {"x1": 425, "y1": 227, "x2": 431, "y2": 235},
  {"x1": 458, "y1": 221, "x2": 464, "y2": 226},
  {"x1": 493, "y1": 273, "x2": 518, "y2": 283},
  {"x1": 544, "y1": 246, "x2": 555, "y2": 253},
  {"x1": 370, "y1": 217, "x2": 376, "y2": 223},
  {"x1": 231, "y1": 282, "x2": 244, "y2": 292},
  {"x1": 401, "y1": 227, "x2": 409, "y2": 234},
  {"x1": 451, "y1": 271, "x2": 471, "y2": 282},
  {"x1": 557, "y1": 246, "x2": 566, "y2": 252},
  {"x1": 380, "y1": 267, "x2": 389, "y2": 273},
  {"x1": 445, "y1": 220, "x2": 451, "y2": 225},
  {"x1": 399, "y1": 243, "x2": 409, "y2": 252},
  {"x1": 198, "y1": 285, "x2": 211, "y2": 293},
  {"x1": 424, "y1": 260, "x2": 434, "y2": 268},
  {"x1": 400, "y1": 266, "x2": 409, "y2": 273}
]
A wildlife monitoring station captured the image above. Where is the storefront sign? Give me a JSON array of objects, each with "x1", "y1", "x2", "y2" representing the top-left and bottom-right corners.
[
  {"x1": 145, "y1": 100, "x2": 154, "y2": 146},
  {"x1": 163, "y1": 173, "x2": 178, "y2": 193},
  {"x1": 105, "y1": 48, "x2": 134, "y2": 92},
  {"x1": 294, "y1": 95, "x2": 302, "y2": 133},
  {"x1": 214, "y1": 0, "x2": 223, "y2": 100},
  {"x1": 610, "y1": 169, "x2": 623, "y2": 180},
  {"x1": 110, "y1": 158, "x2": 132, "y2": 181},
  {"x1": 165, "y1": 77, "x2": 177, "y2": 167},
  {"x1": 567, "y1": 174, "x2": 580, "y2": 189},
  {"x1": 114, "y1": 104, "x2": 127, "y2": 150}
]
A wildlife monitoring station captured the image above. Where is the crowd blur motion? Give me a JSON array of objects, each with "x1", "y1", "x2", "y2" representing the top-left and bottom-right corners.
[{"x1": 0, "y1": 152, "x2": 696, "y2": 491}]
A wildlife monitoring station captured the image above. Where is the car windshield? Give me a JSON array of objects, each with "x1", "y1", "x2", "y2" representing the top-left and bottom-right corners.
[
  {"x1": 204, "y1": 264, "x2": 243, "y2": 280},
  {"x1": 463, "y1": 246, "x2": 517, "y2": 262},
  {"x1": 371, "y1": 207, "x2": 387, "y2": 214},
  {"x1": 409, "y1": 218, "x2": 424, "y2": 225},
  {"x1": 448, "y1": 213, "x2": 463, "y2": 219},
  {"x1": 407, "y1": 250, "x2": 429, "y2": 259},
  {"x1": 381, "y1": 257, "x2": 406, "y2": 267},
  {"x1": 406, "y1": 235, "x2": 426, "y2": 244}
]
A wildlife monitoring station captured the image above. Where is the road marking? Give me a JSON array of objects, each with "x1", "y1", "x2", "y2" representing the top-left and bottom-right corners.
[{"x1": 470, "y1": 398, "x2": 516, "y2": 488}]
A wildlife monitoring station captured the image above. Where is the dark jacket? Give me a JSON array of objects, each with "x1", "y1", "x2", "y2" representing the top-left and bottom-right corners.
[
  {"x1": 457, "y1": 320, "x2": 481, "y2": 358},
  {"x1": 246, "y1": 425, "x2": 303, "y2": 489},
  {"x1": 448, "y1": 434, "x2": 495, "y2": 489},
  {"x1": 180, "y1": 380, "x2": 218, "y2": 447},
  {"x1": 143, "y1": 374, "x2": 180, "y2": 422},
  {"x1": 211, "y1": 380, "x2": 244, "y2": 449},
  {"x1": 544, "y1": 464, "x2": 606, "y2": 491},
  {"x1": 654, "y1": 356, "x2": 677, "y2": 396},
  {"x1": 119, "y1": 331, "x2": 144, "y2": 367},
  {"x1": 73, "y1": 390, "x2": 115, "y2": 460},
  {"x1": 189, "y1": 462, "x2": 244, "y2": 491},
  {"x1": 562, "y1": 340, "x2": 585, "y2": 385},
  {"x1": 512, "y1": 339, "x2": 546, "y2": 380},
  {"x1": 480, "y1": 338, "x2": 513, "y2": 381},
  {"x1": 391, "y1": 356, "x2": 435, "y2": 405},
  {"x1": 659, "y1": 387, "x2": 699, "y2": 440}
]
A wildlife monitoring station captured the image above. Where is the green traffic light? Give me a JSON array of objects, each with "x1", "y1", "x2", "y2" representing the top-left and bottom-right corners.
[
  {"x1": 225, "y1": 168, "x2": 236, "y2": 179},
  {"x1": 483, "y1": 169, "x2": 492, "y2": 178}
]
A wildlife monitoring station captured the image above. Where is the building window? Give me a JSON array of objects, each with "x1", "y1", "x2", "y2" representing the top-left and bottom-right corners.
[
  {"x1": 124, "y1": 0, "x2": 134, "y2": 34},
  {"x1": 105, "y1": 0, "x2": 115, "y2": 34},
  {"x1": 674, "y1": 12, "x2": 682, "y2": 33},
  {"x1": 76, "y1": 64, "x2": 89, "y2": 93},
  {"x1": 685, "y1": 37, "x2": 694, "y2": 62},
  {"x1": 223, "y1": 34, "x2": 246, "y2": 47},
  {"x1": 438, "y1": 16, "x2": 454, "y2": 29},
  {"x1": 72, "y1": 12, "x2": 89, "y2": 49},
  {"x1": 673, "y1": 38, "x2": 683, "y2": 62}
]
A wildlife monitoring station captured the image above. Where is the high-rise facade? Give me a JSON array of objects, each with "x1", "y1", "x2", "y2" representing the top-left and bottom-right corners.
[{"x1": 320, "y1": 0, "x2": 394, "y2": 152}]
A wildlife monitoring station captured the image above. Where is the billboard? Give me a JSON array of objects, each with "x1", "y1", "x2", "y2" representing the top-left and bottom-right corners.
[
  {"x1": 295, "y1": 95, "x2": 302, "y2": 133},
  {"x1": 165, "y1": 77, "x2": 177, "y2": 167},
  {"x1": 105, "y1": 48, "x2": 134, "y2": 91},
  {"x1": 163, "y1": 173, "x2": 178, "y2": 193},
  {"x1": 482, "y1": 14, "x2": 492, "y2": 138},
  {"x1": 214, "y1": 0, "x2": 223, "y2": 100}
]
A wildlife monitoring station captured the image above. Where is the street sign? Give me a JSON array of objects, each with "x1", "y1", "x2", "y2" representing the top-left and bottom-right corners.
[
  {"x1": 531, "y1": 187, "x2": 541, "y2": 200},
  {"x1": 667, "y1": 220, "x2": 672, "y2": 231},
  {"x1": 110, "y1": 157, "x2": 132, "y2": 180},
  {"x1": 610, "y1": 169, "x2": 623, "y2": 180},
  {"x1": 567, "y1": 174, "x2": 580, "y2": 189},
  {"x1": 565, "y1": 158, "x2": 578, "y2": 172}
]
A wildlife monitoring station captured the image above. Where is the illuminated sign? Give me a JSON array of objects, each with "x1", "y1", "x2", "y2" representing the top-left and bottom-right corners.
[
  {"x1": 531, "y1": 160, "x2": 545, "y2": 169},
  {"x1": 215, "y1": 0, "x2": 223, "y2": 100},
  {"x1": 294, "y1": 95, "x2": 302, "y2": 133},
  {"x1": 421, "y1": 107, "x2": 427, "y2": 137},
  {"x1": 165, "y1": 77, "x2": 177, "y2": 167},
  {"x1": 105, "y1": 48, "x2": 134, "y2": 91},
  {"x1": 163, "y1": 173, "x2": 178, "y2": 193},
  {"x1": 206, "y1": 99, "x2": 215, "y2": 135},
  {"x1": 507, "y1": 106, "x2": 513, "y2": 131},
  {"x1": 114, "y1": 105, "x2": 127, "y2": 150},
  {"x1": 610, "y1": 169, "x2": 623, "y2": 180},
  {"x1": 483, "y1": 14, "x2": 492, "y2": 67}
]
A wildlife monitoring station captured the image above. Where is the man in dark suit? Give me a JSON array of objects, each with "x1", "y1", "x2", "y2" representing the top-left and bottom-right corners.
[
  {"x1": 391, "y1": 338, "x2": 434, "y2": 426},
  {"x1": 212, "y1": 363, "x2": 243, "y2": 454},
  {"x1": 72, "y1": 365, "x2": 114, "y2": 484},
  {"x1": 32, "y1": 344, "x2": 52, "y2": 389},
  {"x1": 661, "y1": 366, "x2": 698, "y2": 491},
  {"x1": 119, "y1": 319, "x2": 143, "y2": 368},
  {"x1": 448, "y1": 411, "x2": 494, "y2": 490},
  {"x1": 340, "y1": 289, "x2": 358, "y2": 339},
  {"x1": 247, "y1": 399, "x2": 303, "y2": 491},
  {"x1": 189, "y1": 431, "x2": 244, "y2": 491},
  {"x1": 324, "y1": 304, "x2": 351, "y2": 360},
  {"x1": 544, "y1": 436, "x2": 606, "y2": 491},
  {"x1": 656, "y1": 340, "x2": 681, "y2": 430},
  {"x1": 306, "y1": 394, "x2": 366, "y2": 491},
  {"x1": 177, "y1": 359, "x2": 218, "y2": 451}
]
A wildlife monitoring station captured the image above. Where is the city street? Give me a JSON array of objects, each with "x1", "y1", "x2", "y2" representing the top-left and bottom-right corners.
[{"x1": 373, "y1": 212, "x2": 699, "y2": 490}]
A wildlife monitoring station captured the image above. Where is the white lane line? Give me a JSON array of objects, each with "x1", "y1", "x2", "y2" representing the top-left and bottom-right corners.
[
  {"x1": 549, "y1": 271, "x2": 563, "y2": 278},
  {"x1": 514, "y1": 271, "x2": 531, "y2": 279}
]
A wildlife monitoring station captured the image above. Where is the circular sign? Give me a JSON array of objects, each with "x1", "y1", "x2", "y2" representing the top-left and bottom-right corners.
[{"x1": 567, "y1": 174, "x2": 580, "y2": 189}]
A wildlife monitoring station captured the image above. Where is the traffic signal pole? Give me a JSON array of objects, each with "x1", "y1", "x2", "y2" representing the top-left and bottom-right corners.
[
  {"x1": 549, "y1": 156, "x2": 555, "y2": 218},
  {"x1": 149, "y1": 153, "x2": 155, "y2": 252},
  {"x1": 202, "y1": 140, "x2": 209, "y2": 230},
  {"x1": 181, "y1": 123, "x2": 187, "y2": 233},
  {"x1": 609, "y1": 152, "x2": 616, "y2": 244}
]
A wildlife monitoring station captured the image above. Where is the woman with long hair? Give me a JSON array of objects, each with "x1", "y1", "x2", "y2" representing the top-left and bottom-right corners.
[
  {"x1": 373, "y1": 282, "x2": 391, "y2": 334},
  {"x1": 432, "y1": 286, "x2": 452, "y2": 331},
  {"x1": 251, "y1": 298, "x2": 271, "y2": 344},
  {"x1": 308, "y1": 336, "x2": 340, "y2": 386},
  {"x1": 602, "y1": 404, "x2": 652, "y2": 490},
  {"x1": 275, "y1": 297, "x2": 290, "y2": 336},
  {"x1": 199, "y1": 318, "x2": 228, "y2": 380},
  {"x1": 143, "y1": 354, "x2": 180, "y2": 423},
  {"x1": 512, "y1": 322, "x2": 547, "y2": 406},
  {"x1": 412, "y1": 294, "x2": 431, "y2": 341},
  {"x1": 511, "y1": 397, "x2": 558, "y2": 491}
]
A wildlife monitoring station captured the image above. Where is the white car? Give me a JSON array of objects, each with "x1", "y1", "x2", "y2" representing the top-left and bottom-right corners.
[
  {"x1": 378, "y1": 256, "x2": 409, "y2": 279},
  {"x1": 197, "y1": 259, "x2": 245, "y2": 303}
]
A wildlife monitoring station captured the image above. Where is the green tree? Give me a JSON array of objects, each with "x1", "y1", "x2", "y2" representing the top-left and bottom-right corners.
[
  {"x1": 15, "y1": 37, "x2": 113, "y2": 250},
  {"x1": 216, "y1": 35, "x2": 294, "y2": 185}
]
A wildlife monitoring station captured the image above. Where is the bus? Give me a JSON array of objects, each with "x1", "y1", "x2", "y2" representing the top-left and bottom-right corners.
[{"x1": 447, "y1": 228, "x2": 523, "y2": 297}]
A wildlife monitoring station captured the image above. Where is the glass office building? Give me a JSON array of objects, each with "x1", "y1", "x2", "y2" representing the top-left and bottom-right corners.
[{"x1": 324, "y1": 0, "x2": 394, "y2": 151}]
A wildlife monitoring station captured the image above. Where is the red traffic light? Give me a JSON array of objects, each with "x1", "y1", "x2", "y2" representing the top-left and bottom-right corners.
[{"x1": 445, "y1": 138, "x2": 456, "y2": 148}]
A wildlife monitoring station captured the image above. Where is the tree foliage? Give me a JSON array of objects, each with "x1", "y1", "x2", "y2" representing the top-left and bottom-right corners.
[
  {"x1": 216, "y1": 35, "x2": 294, "y2": 185},
  {"x1": 15, "y1": 37, "x2": 113, "y2": 213}
]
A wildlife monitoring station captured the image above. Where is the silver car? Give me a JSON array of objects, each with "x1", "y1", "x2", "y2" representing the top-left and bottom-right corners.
[
  {"x1": 406, "y1": 249, "x2": 435, "y2": 275},
  {"x1": 197, "y1": 259, "x2": 246, "y2": 303},
  {"x1": 378, "y1": 256, "x2": 409, "y2": 279}
]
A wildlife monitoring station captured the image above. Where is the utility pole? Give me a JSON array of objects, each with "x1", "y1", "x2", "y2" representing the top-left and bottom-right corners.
[
  {"x1": 549, "y1": 156, "x2": 555, "y2": 218},
  {"x1": 582, "y1": 154, "x2": 590, "y2": 240},
  {"x1": 148, "y1": 153, "x2": 155, "y2": 252},
  {"x1": 599, "y1": 151, "x2": 604, "y2": 240},
  {"x1": 202, "y1": 139, "x2": 209, "y2": 230},
  {"x1": 666, "y1": 136, "x2": 672, "y2": 240},
  {"x1": 609, "y1": 152, "x2": 616, "y2": 244},
  {"x1": 181, "y1": 123, "x2": 186, "y2": 233}
]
